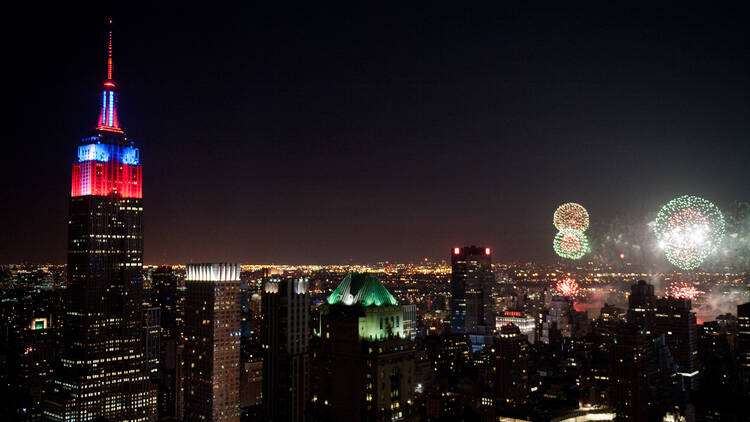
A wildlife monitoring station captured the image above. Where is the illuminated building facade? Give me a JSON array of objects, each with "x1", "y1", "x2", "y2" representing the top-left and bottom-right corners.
[
  {"x1": 402, "y1": 303, "x2": 417, "y2": 340},
  {"x1": 262, "y1": 276, "x2": 310, "y2": 422},
  {"x1": 184, "y1": 263, "x2": 241, "y2": 422},
  {"x1": 314, "y1": 272, "x2": 415, "y2": 422},
  {"x1": 44, "y1": 21, "x2": 156, "y2": 422},
  {"x1": 450, "y1": 246, "x2": 494, "y2": 334},
  {"x1": 495, "y1": 311, "x2": 536, "y2": 344}
]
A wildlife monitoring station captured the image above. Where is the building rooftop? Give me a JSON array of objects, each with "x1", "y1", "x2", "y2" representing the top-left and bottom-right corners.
[{"x1": 326, "y1": 272, "x2": 399, "y2": 307}]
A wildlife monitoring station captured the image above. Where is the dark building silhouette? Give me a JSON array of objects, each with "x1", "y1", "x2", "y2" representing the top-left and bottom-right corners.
[
  {"x1": 142, "y1": 305, "x2": 161, "y2": 376},
  {"x1": 450, "y1": 246, "x2": 493, "y2": 334},
  {"x1": 609, "y1": 325, "x2": 650, "y2": 422},
  {"x1": 626, "y1": 280, "x2": 656, "y2": 333},
  {"x1": 314, "y1": 272, "x2": 416, "y2": 421},
  {"x1": 654, "y1": 298, "x2": 698, "y2": 391},
  {"x1": 183, "y1": 264, "x2": 241, "y2": 422},
  {"x1": 44, "y1": 22, "x2": 156, "y2": 421},
  {"x1": 738, "y1": 302, "x2": 750, "y2": 398},
  {"x1": 262, "y1": 276, "x2": 310, "y2": 422},
  {"x1": 493, "y1": 324, "x2": 530, "y2": 411},
  {"x1": 151, "y1": 266, "x2": 182, "y2": 419}
]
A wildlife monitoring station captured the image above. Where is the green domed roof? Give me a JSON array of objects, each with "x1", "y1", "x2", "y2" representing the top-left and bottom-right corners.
[{"x1": 326, "y1": 272, "x2": 399, "y2": 307}]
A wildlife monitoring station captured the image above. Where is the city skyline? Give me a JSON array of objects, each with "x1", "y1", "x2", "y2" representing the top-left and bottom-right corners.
[{"x1": 6, "y1": 4, "x2": 749, "y2": 265}]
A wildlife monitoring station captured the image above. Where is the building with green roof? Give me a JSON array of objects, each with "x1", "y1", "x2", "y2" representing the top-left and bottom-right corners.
[
  {"x1": 321, "y1": 272, "x2": 403, "y2": 341},
  {"x1": 313, "y1": 272, "x2": 416, "y2": 421}
]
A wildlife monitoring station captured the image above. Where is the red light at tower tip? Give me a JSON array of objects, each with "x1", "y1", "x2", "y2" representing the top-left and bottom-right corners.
[
  {"x1": 485, "y1": 247, "x2": 491, "y2": 255},
  {"x1": 453, "y1": 247, "x2": 460, "y2": 255}
]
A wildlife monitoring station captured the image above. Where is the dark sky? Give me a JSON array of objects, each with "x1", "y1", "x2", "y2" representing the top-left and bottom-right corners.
[{"x1": 6, "y1": 3, "x2": 749, "y2": 265}]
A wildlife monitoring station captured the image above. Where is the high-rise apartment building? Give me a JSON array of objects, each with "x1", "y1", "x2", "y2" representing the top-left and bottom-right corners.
[
  {"x1": 262, "y1": 275, "x2": 310, "y2": 422},
  {"x1": 183, "y1": 263, "x2": 241, "y2": 422},
  {"x1": 44, "y1": 21, "x2": 157, "y2": 422},
  {"x1": 450, "y1": 246, "x2": 493, "y2": 334},
  {"x1": 314, "y1": 272, "x2": 416, "y2": 422}
]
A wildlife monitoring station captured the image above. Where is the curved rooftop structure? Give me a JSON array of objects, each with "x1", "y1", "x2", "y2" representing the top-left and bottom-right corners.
[{"x1": 326, "y1": 272, "x2": 399, "y2": 307}]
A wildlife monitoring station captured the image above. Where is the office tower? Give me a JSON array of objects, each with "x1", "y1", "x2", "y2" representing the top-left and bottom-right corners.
[
  {"x1": 262, "y1": 276, "x2": 310, "y2": 422},
  {"x1": 314, "y1": 272, "x2": 416, "y2": 422},
  {"x1": 654, "y1": 297, "x2": 699, "y2": 391},
  {"x1": 142, "y1": 305, "x2": 161, "y2": 375},
  {"x1": 627, "y1": 280, "x2": 656, "y2": 333},
  {"x1": 44, "y1": 22, "x2": 157, "y2": 422},
  {"x1": 402, "y1": 303, "x2": 417, "y2": 340},
  {"x1": 184, "y1": 263, "x2": 241, "y2": 422},
  {"x1": 738, "y1": 302, "x2": 750, "y2": 398},
  {"x1": 493, "y1": 324, "x2": 530, "y2": 410},
  {"x1": 450, "y1": 246, "x2": 493, "y2": 334}
]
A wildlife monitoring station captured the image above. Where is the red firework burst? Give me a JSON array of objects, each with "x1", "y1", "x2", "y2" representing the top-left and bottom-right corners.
[
  {"x1": 555, "y1": 277, "x2": 580, "y2": 297},
  {"x1": 665, "y1": 282, "x2": 705, "y2": 300}
]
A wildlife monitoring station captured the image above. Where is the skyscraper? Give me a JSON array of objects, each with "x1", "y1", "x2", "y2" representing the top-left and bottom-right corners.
[
  {"x1": 183, "y1": 263, "x2": 241, "y2": 422},
  {"x1": 261, "y1": 275, "x2": 310, "y2": 422},
  {"x1": 737, "y1": 302, "x2": 750, "y2": 398},
  {"x1": 626, "y1": 280, "x2": 656, "y2": 333},
  {"x1": 313, "y1": 272, "x2": 416, "y2": 422},
  {"x1": 654, "y1": 297, "x2": 699, "y2": 391},
  {"x1": 450, "y1": 246, "x2": 493, "y2": 334},
  {"x1": 493, "y1": 324, "x2": 530, "y2": 410},
  {"x1": 151, "y1": 266, "x2": 181, "y2": 419},
  {"x1": 44, "y1": 21, "x2": 157, "y2": 422}
]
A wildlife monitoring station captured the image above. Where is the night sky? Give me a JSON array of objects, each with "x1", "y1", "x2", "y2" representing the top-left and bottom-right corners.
[{"x1": 6, "y1": 3, "x2": 749, "y2": 265}]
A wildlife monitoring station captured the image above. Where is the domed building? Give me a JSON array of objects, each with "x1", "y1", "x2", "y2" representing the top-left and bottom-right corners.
[{"x1": 313, "y1": 272, "x2": 416, "y2": 421}]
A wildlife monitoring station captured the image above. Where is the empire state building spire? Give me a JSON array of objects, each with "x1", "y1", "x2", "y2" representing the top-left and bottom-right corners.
[{"x1": 96, "y1": 19, "x2": 123, "y2": 133}]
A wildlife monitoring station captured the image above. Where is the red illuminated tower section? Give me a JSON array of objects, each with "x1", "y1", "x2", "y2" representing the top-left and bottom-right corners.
[{"x1": 45, "y1": 20, "x2": 156, "y2": 422}]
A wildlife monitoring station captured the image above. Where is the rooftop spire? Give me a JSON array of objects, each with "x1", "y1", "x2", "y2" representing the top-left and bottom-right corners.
[
  {"x1": 96, "y1": 18, "x2": 123, "y2": 133},
  {"x1": 107, "y1": 19, "x2": 113, "y2": 81}
]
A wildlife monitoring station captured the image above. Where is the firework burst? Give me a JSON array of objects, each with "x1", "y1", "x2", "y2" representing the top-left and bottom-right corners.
[
  {"x1": 554, "y1": 229, "x2": 590, "y2": 260},
  {"x1": 555, "y1": 277, "x2": 580, "y2": 297},
  {"x1": 554, "y1": 203, "x2": 590, "y2": 231},
  {"x1": 665, "y1": 282, "x2": 705, "y2": 300},
  {"x1": 654, "y1": 195, "x2": 725, "y2": 270}
]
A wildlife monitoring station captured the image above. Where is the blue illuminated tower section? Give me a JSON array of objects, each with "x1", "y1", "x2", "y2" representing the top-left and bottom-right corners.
[{"x1": 44, "y1": 20, "x2": 156, "y2": 422}]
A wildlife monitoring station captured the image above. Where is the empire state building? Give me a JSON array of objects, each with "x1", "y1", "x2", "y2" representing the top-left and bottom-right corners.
[{"x1": 45, "y1": 21, "x2": 157, "y2": 421}]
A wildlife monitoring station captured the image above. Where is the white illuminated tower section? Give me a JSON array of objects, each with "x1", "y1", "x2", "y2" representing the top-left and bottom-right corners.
[{"x1": 184, "y1": 264, "x2": 241, "y2": 422}]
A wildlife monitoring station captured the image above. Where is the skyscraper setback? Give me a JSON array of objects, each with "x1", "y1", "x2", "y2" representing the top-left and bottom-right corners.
[{"x1": 44, "y1": 21, "x2": 156, "y2": 421}]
